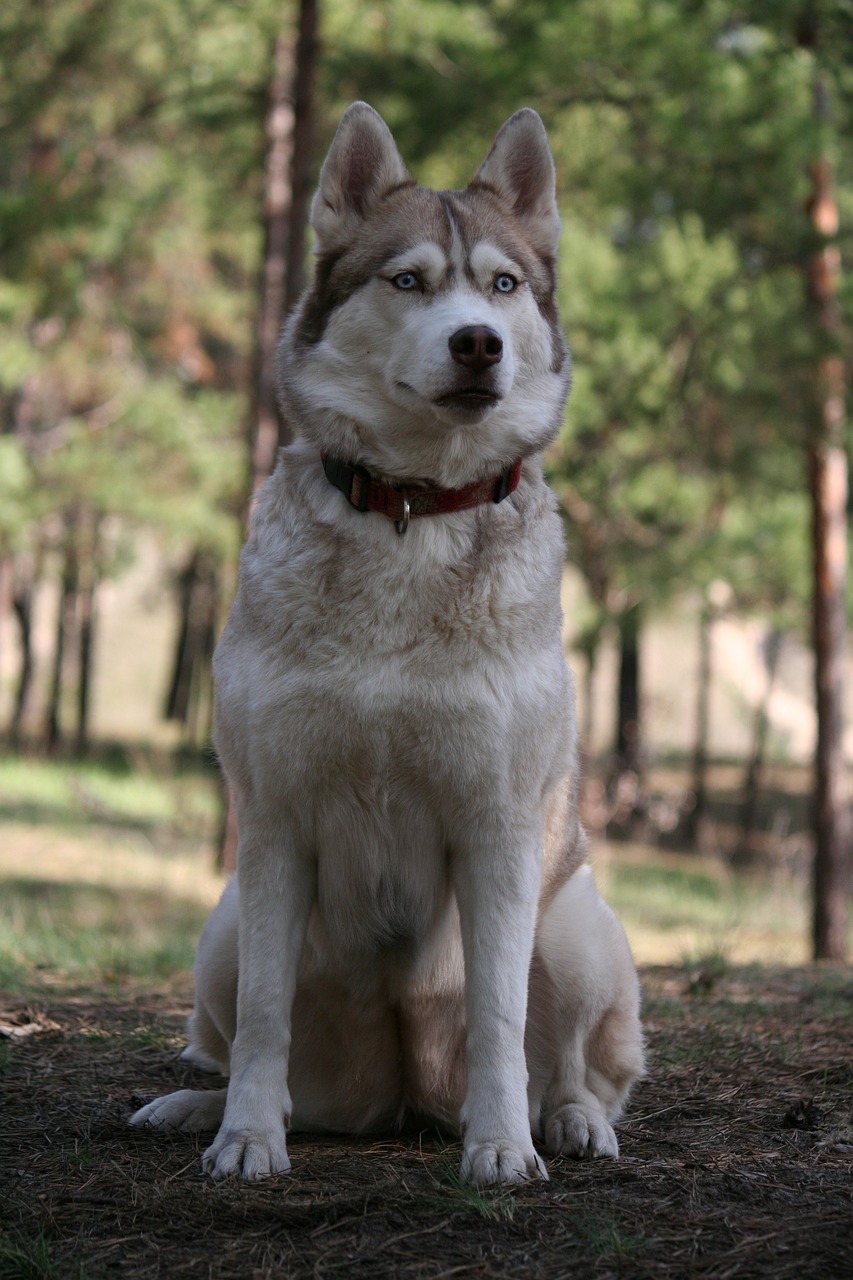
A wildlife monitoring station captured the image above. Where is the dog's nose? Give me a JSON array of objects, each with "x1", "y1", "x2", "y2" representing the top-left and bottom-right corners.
[{"x1": 448, "y1": 326, "x2": 503, "y2": 371}]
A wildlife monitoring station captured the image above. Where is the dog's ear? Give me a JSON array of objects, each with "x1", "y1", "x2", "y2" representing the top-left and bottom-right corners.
[
  {"x1": 472, "y1": 109, "x2": 561, "y2": 257},
  {"x1": 311, "y1": 102, "x2": 412, "y2": 249}
]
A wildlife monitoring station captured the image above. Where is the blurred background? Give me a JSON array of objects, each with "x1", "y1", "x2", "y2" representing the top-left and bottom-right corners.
[{"x1": 1, "y1": 0, "x2": 851, "y2": 992}]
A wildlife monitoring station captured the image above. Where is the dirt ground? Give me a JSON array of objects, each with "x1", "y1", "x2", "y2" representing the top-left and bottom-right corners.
[{"x1": 2, "y1": 965, "x2": 851, "y2": 1279}]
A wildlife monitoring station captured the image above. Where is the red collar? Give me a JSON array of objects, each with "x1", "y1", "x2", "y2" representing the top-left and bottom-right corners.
[{"x1": 321, "y1": 452, "x2": 522, "y2": 535}]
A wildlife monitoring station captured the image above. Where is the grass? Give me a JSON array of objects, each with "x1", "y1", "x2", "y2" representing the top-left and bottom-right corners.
[
  {"x1": 0, "y1": 749, "x2": 218, "y2": 838},
  {"x1": 0, "y1": 750, "x2": 224, "y2": 993},
  {"x1": 571, "y1": 1210, "x2": 646, "y2": 1261},
  {"x1": 0, "y1": 749, "x2": 845, "y2": 994},
  {"x1": 597, "y1": 840, "x2": 825, "y2": 966},
  {"x1": 0, "y1": 1229, "x2": 55, "y2": 1280},
  {"x1": 428, "y1": 1144, "x2": 519, "y2": 1222}
]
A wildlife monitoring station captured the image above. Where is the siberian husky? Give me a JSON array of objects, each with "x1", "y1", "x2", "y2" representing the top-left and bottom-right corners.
[{"x1": 131, "y1": 103, "x2": 644, "y2": 1185}]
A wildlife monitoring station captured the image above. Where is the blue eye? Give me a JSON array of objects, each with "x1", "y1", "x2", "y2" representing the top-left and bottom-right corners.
[
  {"x1": 494, "y1": 273, "x2": 517, "y2": 293},
  {"x1": 392, "y1": 271, "x2": 419, "y2": 290}
]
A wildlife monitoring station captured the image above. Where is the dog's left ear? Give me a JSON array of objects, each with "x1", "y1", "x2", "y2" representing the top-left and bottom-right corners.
[
  {"x1": 472, "y1": 109, "x2": 561, "y2": 257},
  {"x1": 311, "y1": 102, "x2": 412, "y2": 251}
]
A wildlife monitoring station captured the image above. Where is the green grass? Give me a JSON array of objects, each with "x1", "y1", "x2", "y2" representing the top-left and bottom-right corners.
[
  {"x1": 0, "y1": 880, "x2": 213, "y2": 991},
  {"x1": 571, "y1": 1210, "x2": 646, "y2": 1260},
  {"x1": 0, "y1": 752, "x2": 842, "y2": 994},
  {"x1": 0, "y1": 751, "x2": 224, "y2": 993},
  {"x1": 0, "y1": 750, "x2": 219, "y2": 840},
  {"x1": 428, "y1": 1148, "x2": 519, "y2": 1222},
  {"x1": 0, "y1": 1229, "x2": 58, "y2": 1280},
  {"x1": 598, "y1": 842, "x2": 823, "y2": 965}
]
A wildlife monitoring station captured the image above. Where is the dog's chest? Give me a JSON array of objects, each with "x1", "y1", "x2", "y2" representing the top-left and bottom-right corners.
[
  {"x1": 302, "y1": 527, "x2": 523, "y2": 664},
  {"x1": 247, "y1": 522, "x2": 554, "y2": 749},
  {"x1": 217, "y1": 502, "x2": 569, "y2": 956},
  {"x1": 310, "y1": 766, "x2": 451, "y2": 961}
]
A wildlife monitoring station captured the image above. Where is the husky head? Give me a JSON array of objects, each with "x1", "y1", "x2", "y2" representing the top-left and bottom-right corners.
[{"x1": 279, "y1": 103, "x2": 570, "y2": 488}]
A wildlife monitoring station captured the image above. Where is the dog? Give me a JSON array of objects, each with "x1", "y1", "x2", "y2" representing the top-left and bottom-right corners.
[{"x1": 131, "y1": 102, "x2": 644, "y2": 1185}]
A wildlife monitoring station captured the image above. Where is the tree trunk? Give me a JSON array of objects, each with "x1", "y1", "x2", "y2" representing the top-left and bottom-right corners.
[
  {"x1": 247, "y1": 0, "x2": 320, "y2": 499},
  {"x1": 800, "y1": 43, "x2": 850, "y2": 961},
  {"x1": 283, "y1": 0, "x2": 318, "y2": 326},
  {"x1": 737, "y1": 628, "x2": 784, "y2": 863},
  {"x1": 75, "y1": 515, "x2": 101, "y2": 757},
  {"x1": 164, "y1": 550, "x2": 219, "y2": 744},
  {"x1": 688, "y1": 591, "x2": 715, "y2": 849},
  {"x1": 220, "y1": 1, "x2": 320, "y2": 874},
  {"x1": 606, "y1": 604, "x2": 644, "y2": 830},
  {"x1": 46, "y1": 517, "x2": 80, "y2": 752},
  {"x1": 614, "y1": 604, "x2": 642, "y2": 777},
  {"x1": 246, "y1": 30, "x2": 297, "y2": 503},
  {"x1": 188, "y1": 560, "x2": 218, "y2": 747},
  {"x1": 574, "y1": 614, "x2": 604, "y2": 758},
  {"x1": 809, "y1": 421, "x2": 849, "y2": 958},
  {"x1": 45, "y1": 602, "x2": 64, "y2": 751},
  {"x1": 164, "y1": 561, "x2": 197, "y2": 726},
  {"x1": 7, "y1": 543, "x2": 47, "y2": 745},
  {"x1": 10, "y1": 582, "x2": 35, "y2": 746},
  {"x1": 76, "y1": 576, "x2": 95, "y2": 756}
]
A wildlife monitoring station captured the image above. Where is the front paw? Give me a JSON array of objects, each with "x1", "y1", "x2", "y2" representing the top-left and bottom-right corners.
[
  {"x1": 202, "y1": 1125, "x2": 290, "y2": 1181},
  {"x1": 544, "y1": 1103, "x2": 619, "y2": 1159},
  {"x1": 461, "y1": 1139, "x2": 549, "y2": 1186}
]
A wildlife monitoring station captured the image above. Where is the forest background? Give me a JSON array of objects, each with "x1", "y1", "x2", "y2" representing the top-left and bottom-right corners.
[{"x1": 1, "y1": 0, "x2": 852, "y2": 965}]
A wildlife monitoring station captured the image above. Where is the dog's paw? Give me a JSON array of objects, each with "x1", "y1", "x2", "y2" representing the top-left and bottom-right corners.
[
  {"x1": 544, "y1": 1103, "x2": 619, "y2": 1159},
  {"x1": 460, "y1": 1140, "x2": 549, "y2": 1186},
  {"x1": 202, "y1": 1126, "x2": 290, "y2": 1181},
  {"x1": 130, "y1": 1089, "x2": 226, "y2": 1134}
]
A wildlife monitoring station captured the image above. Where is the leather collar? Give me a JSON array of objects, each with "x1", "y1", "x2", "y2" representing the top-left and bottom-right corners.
[{"x1": 321, "y1": 452, "x2": 522, "y2": 535}]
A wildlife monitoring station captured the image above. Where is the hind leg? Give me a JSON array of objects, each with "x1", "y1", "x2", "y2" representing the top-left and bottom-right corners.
[
  {"x1": 526, "y1": 866, "x2": 644, "y2": 1159},
  {"x1": 130, "y1": 880, "x2": 239, "y2": 1134},
  {"x1": 131, "y1": 1087, "x2": 227, "y2": 1133}
]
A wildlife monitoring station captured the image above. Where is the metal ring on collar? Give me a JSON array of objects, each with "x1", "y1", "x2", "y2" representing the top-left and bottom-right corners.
[{"x1": 394, "y1": 494, "x2": 410, "y2": 535}]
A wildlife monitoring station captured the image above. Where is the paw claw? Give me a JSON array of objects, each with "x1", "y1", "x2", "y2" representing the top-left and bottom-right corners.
[
  {"x1": 202, "y1": 1128, "x2": 290, "y2": 1181},
  {"x1": 461, "y1": 1140, "x2": 549, "y2": 1186}
]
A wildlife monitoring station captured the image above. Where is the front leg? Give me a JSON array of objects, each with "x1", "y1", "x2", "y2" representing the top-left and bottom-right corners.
[
  {"x1": 453, "y1": 820, "x2": 547, "y2": 1186},
  {"x1": 203, "y1": 812, "x2": 314, "y2": 1181}
]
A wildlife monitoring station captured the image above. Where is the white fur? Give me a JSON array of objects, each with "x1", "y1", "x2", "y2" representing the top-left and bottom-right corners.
[
  {"x1": 130, "y1": 104, "x2": 644, "y2": 1186},
  {"x1": 284, "y1": 243, "x2": 562, "y2": 488}
]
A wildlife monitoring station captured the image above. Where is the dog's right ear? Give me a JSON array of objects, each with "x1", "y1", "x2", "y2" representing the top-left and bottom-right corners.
[{"x1": 311, "y1": 103, "x2": 412, "y2": 250}]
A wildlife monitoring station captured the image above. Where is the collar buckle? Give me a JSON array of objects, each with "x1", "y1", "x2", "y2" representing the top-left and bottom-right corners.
[
  {"x1": 394, "y1": 494, "x2": 411, "y2": 536},
  {"x1": 346, "y1": 462, "x2": 373, "y2": 513}
]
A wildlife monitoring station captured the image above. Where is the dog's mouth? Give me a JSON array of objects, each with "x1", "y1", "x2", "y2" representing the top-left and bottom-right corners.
[{"x1": 434, "y1": 386, "x2": 502, "y2": 413}]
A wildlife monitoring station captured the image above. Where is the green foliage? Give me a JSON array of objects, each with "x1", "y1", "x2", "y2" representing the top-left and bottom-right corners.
[
  {"x1": 0, "y1": 437, "x2": 32, "y2": 551},
  {"x1": 318, "y1": 0, "x2": 849, "y2": 632},
  {"x1": 0, "y1": 0, "x2": 269, "y2": 576},
  {"x1": 525, "y1": 1, "x2": 849, "y2": 631},
  {"x1": 1, "y1": 0, "x2": 850, "y2": 734}
]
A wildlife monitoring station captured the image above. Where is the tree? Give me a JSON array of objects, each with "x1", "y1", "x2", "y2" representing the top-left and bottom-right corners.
[
  {"x1": 220, "y1": 0, "x2": 320, "y2": 873},
  {"x1": 247, "y1": 0, "x2": 320, "y2": 506},
  {"x1": 797, "y1": 8, "x2": 850, "y2": 961},
  {"x1": 0, "y1": 0, "x2": 269, "y2": 745}
]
